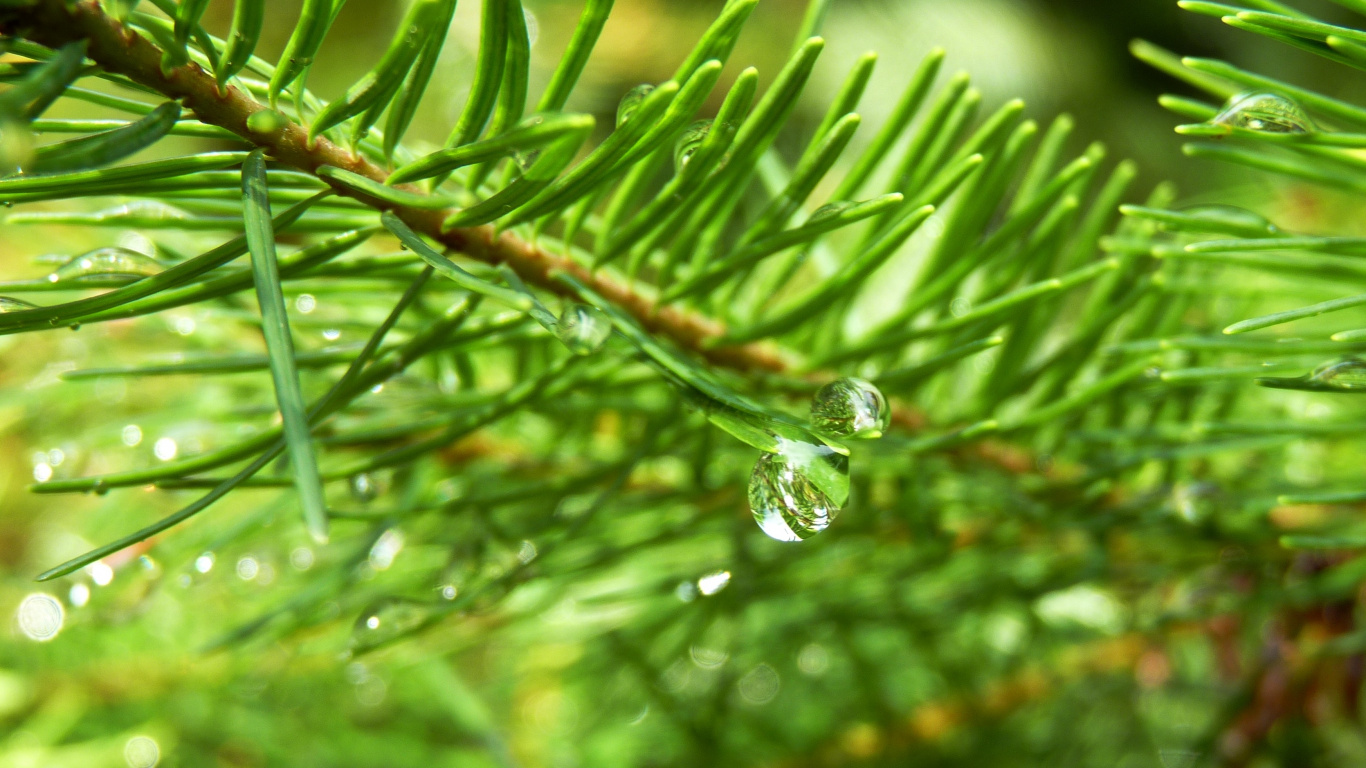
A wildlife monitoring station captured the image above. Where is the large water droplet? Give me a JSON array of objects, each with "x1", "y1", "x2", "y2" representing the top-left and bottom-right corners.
[
  {"x1": 748, "y1": 441, "x2": 849, "y2": 542},
  {"x1": 616, "y1": 84, "x2": 654, "y2": 128},
  {"x1": 556, "y1": 303, "x2": 611, "y2": 355},
  {"x1": 0, "y1": 295, "x2": 37, "y2": 312},
  {"x1": 47, "y1": 247, "x2": 163, "y2": 284},
  {"x1": 352, "y1": 597, "x2": 430, "y2": 649},
  {"x1": 673, "y1": 120, "x2": 710, "y2": 172},
  {"x1": 810, "y1": 377, "x2": 889, "y2": 439},
  {"x1": 1213, "y1": 91, "x2": 1314, "y2": 134}
]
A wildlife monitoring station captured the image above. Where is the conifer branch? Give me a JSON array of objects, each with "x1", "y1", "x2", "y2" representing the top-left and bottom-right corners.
[{"x1": 0, "y1": 0, "x2": 788, "y2": 376}]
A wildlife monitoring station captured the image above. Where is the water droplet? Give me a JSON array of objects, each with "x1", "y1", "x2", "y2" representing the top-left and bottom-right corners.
[
  {"x1": 194, "y1": 552, "x2": 215, "y2": 573},
  {"x1": 349, "y1": 472, "x2": 378, "y2": 503},
  {"x1": 122, "y1": 424, "x2": 143, "y2": 446},
  {"x1": 322, "y1": 328, "x2": 342, "y2": 341},
  {"x1": 123, "y1": 735, "x2": 160, "y2": 768},
  {"x1": 153, "y1": 437, "x2": 177, "y2": 461},
  {"x1": 68, "y1": 582, "x2": 90, "y2": 608},
  {"x1": 1213, "y1": 91, "x2": 1314, "y2": 134},
  {"x1": 810, "y1": 377, "x2": 889, "y2": 439},
  {"x1": 369, "y1": 528, "x2": 405, "y2": 570},
  {"x1": 697, "y1": 569, "x2": 731, "y2": 596},
  {"x1": 1262, "y1": 359, "x2": 1366, "y2": 392},
  {"x1": 439, "y1": 584, "x2": 457, "y2": 600},
  {"x1": 246, "y1": 108, "x2": 287, "y2": 135},
  {"x1": 47, "y1": 247, "x2": 163, "y2": 284},
  {"x1": 808, "y1": 201, "x2": 853, "y2": 224},
  {"x1": 32, "y1": 462, "x2": 52, "y2": 482},
  {"x1": 295, "y1": 293, "x2": 317, "y2": 314},
  {"x1": 1309, "y1": 359, "x2": 1366, "y2": 390},
  {"x1": 616, "y1": 84, "x2": 654, "y2": 128},
  {"x1": 47, "y1": 448, "x2": 64, "y2": 467},
  {"x1": 1171, "y1": 481, "x2": 1220, "y2": 524},
  {"x1": 512, "y1": 148, "x2": 541, "y2": 171},
  {"x1": 517, "y1": 539, "x2": 538, "y2": 563},
  {"x1": 16, "y1": 593, "x2": 63, "y2": 641},
  {"x1": 673, "y1": 119, "x2": 710, "y2": 172},
  {"x1": 555, "y1": 303, "x2": 612, "y2": 355},
  {"x1": 352, "y1": 597, "x2": 430, "y2": 649},
  {"x1": 748, "y1": 441, "x2": 849, "y2": 542},
  {"x1": 0, "y1": 296, "x2": 37, "y2": 312},
  {"x1": 87, "y1": 560, "x2": 114, "y2": 586},
  {"x1": 674, "y1": 581, "x2": 698, "y2": 602}
]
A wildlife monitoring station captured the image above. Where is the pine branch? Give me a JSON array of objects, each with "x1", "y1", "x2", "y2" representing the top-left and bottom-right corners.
[{"x1": 0, "y1": 0, "x2": 787, "y2": 376}]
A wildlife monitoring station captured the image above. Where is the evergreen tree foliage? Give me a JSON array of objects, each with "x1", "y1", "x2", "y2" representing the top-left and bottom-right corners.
[{"x1": 1, "y1": 0, "x2": 1366, "y2": 765}]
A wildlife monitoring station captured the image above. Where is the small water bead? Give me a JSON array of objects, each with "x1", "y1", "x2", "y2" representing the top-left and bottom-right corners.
[
  {"x1": 808, "y1": 201, "x2": 853, "y2": 224},
  {"x1": 556, "y1": 303, "x2": 612, "y2": 355},
  {"x1": 748, "y1": 441, "x2": 850, "y2": 542},
  {"x1": 673, "y1": 120, "x2": 710, "y2": 172},
  {"x1": 352, "y1": 597, "x2": 431, "y2": 649},
  {"x1": 16, "y1": 593, "x2": 63, "y2": 641},
  {"x1": 0, "y1": 296, "x2": 37, "y2": 312},
  {"x1": 1213, "y1": 91, "x2": 1314, "y2": 134},
  {"x1": 616, "y1": 84, "x2": 654, "y2": 128},
  {"x1": 246, "y1": 109, "x2": 287, "y2": 135},
  {"x1": 349, "y1": 472, "x2": 378, "y2": 503},
  {"x1": 810, "y1": 377, "x2": 889, "y2": 439},
  {"x1": 47, "y1": 247, "x2": 164, "y2": 284},
  {"x1": 512, "y1": 148, "x2": 541, "y2": 172}
]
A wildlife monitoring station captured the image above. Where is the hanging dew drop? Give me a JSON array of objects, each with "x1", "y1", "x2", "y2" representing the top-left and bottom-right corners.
[
  {"x1": 616, "y1": 84, "x2": 654, "y2": 128},
  {"x1": 748, "y1": 440, "x2": 849, "y2": 542},
  {"x1": 555, "y1": 303, "x2": 612, "y2": 355},
  {"x1": 46, "y1": 247, "x2": 164, "y2": 284},
  {"x1": 0, "y1": 296, "x2": 38, "y2": 312},
  {"x1": 1212, "y1": 91, "x2": 1314, "y2": 134},
  {"x1": 810, "y1": 377, "x2": 889, "y2": 439},
  {"x1": 673, "y1": 120, "x2": 710, "y2": 173},
  {"x1": 351, "y1": 597, "x2": 431, "y2": 649}
]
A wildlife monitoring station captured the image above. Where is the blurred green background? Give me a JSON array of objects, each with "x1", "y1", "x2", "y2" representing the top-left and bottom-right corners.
[{"x1": 4, "y1": 1, "x2": 1365, "y2": 766}]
